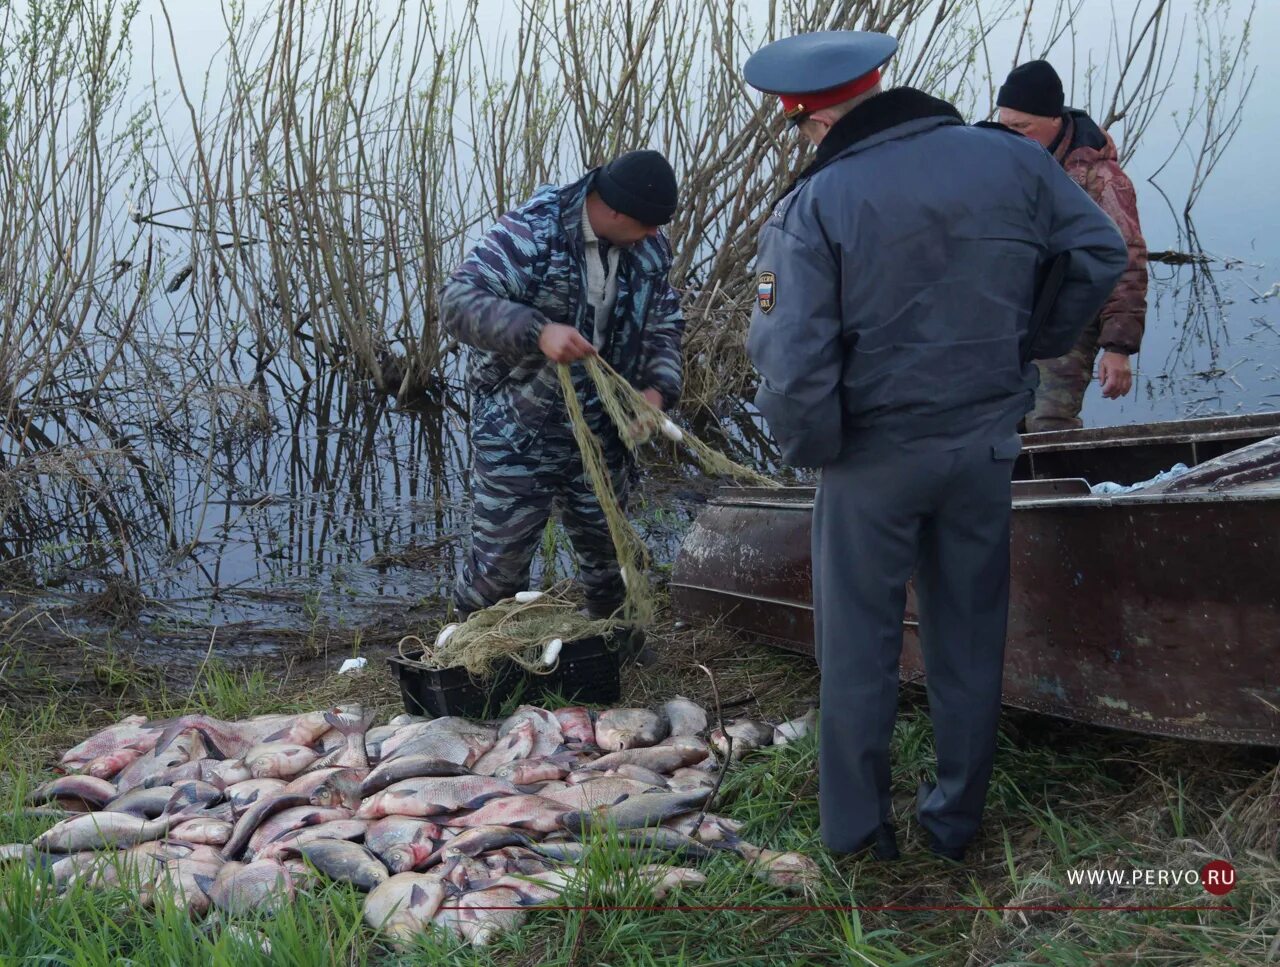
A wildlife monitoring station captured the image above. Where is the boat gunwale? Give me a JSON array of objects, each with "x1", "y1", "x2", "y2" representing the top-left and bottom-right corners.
[{"x1": 706, "y1": 488, "x2": 1280, "y2": 512}]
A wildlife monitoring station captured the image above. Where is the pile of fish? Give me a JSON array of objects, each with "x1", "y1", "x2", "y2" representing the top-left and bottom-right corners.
[{"x1": 6, "y1": 698, "x2": 820, "y2": 948}]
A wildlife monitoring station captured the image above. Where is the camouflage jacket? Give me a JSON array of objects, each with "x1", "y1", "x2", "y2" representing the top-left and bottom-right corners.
[
  {"x1": 1053, "y1": 110, "x2": 1148, "y2": 354},
  {"x1": 439, "y1": 172, "x2": 685, "y2": 456}
]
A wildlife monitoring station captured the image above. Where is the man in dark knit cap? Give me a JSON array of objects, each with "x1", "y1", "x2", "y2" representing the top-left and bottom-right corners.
[
  {"x1": 441, "y1": 150, "x2": 684, "y2": 618},
  {"x1": 998, "y1": 60, "x2": 1149, "y2": 431}
]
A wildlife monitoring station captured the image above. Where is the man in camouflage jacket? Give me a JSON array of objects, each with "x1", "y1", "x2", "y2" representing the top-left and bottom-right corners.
[
  {"x1": 998, "y1": 60, "x2": 1149, "y2": 431},
  {"x1": 439, "y1": 151, "x2": 684, "y2": 618}
]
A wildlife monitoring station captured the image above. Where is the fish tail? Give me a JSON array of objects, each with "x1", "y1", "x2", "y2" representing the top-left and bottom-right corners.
[{"x1": 323, "y1": 710, "x2": 371, "y2": 736}]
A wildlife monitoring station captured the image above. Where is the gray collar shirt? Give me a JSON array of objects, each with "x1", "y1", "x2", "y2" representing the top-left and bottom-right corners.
[{"x1": 581, "y1": 205, "x2": 621, "y2": 349}]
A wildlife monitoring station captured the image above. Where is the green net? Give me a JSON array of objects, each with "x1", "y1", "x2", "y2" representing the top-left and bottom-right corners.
[
  {"x1": 402, "y1": 580, "x2": 615, "y2": 678},
  {"x1": 406, "y1": 353, "x2": 777, "y2": 675},
  {"x1": 583, "y1": 356, "x2": 780, "y2": 489}
]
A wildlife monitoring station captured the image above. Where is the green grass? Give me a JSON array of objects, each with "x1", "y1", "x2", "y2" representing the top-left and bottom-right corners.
[{"x1": 0, "y1": 620, "x2": 1275, "y2": 966}]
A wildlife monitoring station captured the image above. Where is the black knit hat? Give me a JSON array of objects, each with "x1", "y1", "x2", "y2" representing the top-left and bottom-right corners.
[
  {"x1": 996, "y1": 60, "x2": 1064, "y2": 118},
  {"x1": 593, "y1": 150, "x2": 678, "y2": 226}
]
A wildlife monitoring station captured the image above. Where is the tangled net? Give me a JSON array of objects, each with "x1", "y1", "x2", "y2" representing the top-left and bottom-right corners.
[
  {"x1": 399, "y1": 581, "x2": 614, "y2": 678},
  {"x1": 402, "y1": 356, "x2": 777, "y2": 677}
]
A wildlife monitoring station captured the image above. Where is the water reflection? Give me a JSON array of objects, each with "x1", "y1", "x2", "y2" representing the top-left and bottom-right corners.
[{"x1": 2, "y1": 249, "x2": 1276, "y2": 641}]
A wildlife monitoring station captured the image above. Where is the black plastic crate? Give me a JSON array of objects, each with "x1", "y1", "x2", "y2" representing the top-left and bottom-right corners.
[
  {"x1": 386, "y1": 653, "x2": 529, "y2": 719},
  {"x1": 388, "y1": 626, "x2": 645, "y2": 717},
  {"x1": 536, "y1": 626, "x2": 645, "y2": 704}
]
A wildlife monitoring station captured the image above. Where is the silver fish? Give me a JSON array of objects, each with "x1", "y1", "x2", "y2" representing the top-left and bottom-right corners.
[
  {"x1": 553, "y1": 707, "x2": 595, "y2": 745},
  {"x1": 583, "y1": 744, "x2": 706, "y2": 774},
  {"x1": 478, "y1": 846, "x2": 558, "y2": 878},
  {"x1": 364, "y1": 816, "x2": 443, "y2": 859},
  {"x1": 142, "y1": 855, "x2": 223, "y2": 917},
  {"x1": 667, "y1": 770, "x2": 716, "y2": 793},
  {"x1": 280, "y1": 839, "x2": 389, "y2": 891},
  {"x1": 83, "y1": 747, "x2": 145, "y2": 781},
  {"x1": 628, "y1": 864, "x2": 707, "y2": 900},
  {"x1": 363, "y1": 872, "x2": 449, "y2": 948},
  {"x1": 168, "y1": 819, "x2": 234, "y2": 847},
  {"x1": 388, "y1": 713, "x2": 428, "y2": 727},
  {"x1": 541, "y1": 777, "x2": 658, "y2": 810},
  {"x1": 438, "y1": 794, "x2": 569, "y2": 833},
  {"x1": 662, "y1": 696, "x2": 709, "y2": 737},
  {"x1": 34, "y1": 810, "x2": 186, "y2": 852},
  {"x1": 493, "y1": 756, "x2": 571, "y2": 785},
  {"x1": 496, "y1": 706, "x2": 564, "y2": 758},
  {"x1": 246, "y1": 805, "x2": 351, "y2": 858},
  {"x1": 595, "y1": 709, "x2": 668, "y2": 751},
  {"x1": 60, "y1": 716, "x2": 158, "y2": 768},
  {"x1": 104, "y1": 786, "x2": 177, "y2": 819},
  {"x1": 710, "y1": 720, "x2": 774, "y2": 761},
  {"x1": 226, "y1": 778, "x2": 287, "y2": 813},
  {"x1": 201, "y1": 859, "x2": 294, "y2": 916},
  {"x1": 114, "y1": 730, "x2": 206, "y2": 793},
  {"x1": 662, "y1": 811, "x2": 744, "y2": 848},
  {"x1": 305, "y1": 710, "x2": 373, "y2": 773},
  {"x1": 562, "y1": 788, "x2": 712, "y2": 834},
  {"x1": 379, "y1": 730, "x2": 477, "y2": 767},
  {"x1": 609, "y1": 764, "x2": 671, "y2": 787},
  {"x1": 0, "y1": 844, "x2": 36, "y2": 866},
  {"x1": 380, "y1": 840, "x2": 437, "y2": 874},
  {"x1": 308, "y1": 769, "x2": 365, "y2": 811},
  {"x1": 355, "y1": 775, "x2": 518, "y2": 819},
  {"x1": 441, "y1": 886, "x2": 526, "y2": 947},
  {"x1": 220, "y1": 792, "x2": 311, "y2": 861},
  {"x1": 255, "y1": 818, "x2": 369, "y2": 861},
  {"x1": 773, "y1": 709, "x2": 817, "y2": 746},
  {"x1": 243, "y1": 742, "x2": 319, "y2": 780},
  {"x1": 425, "y1": 825, "x2": 531, "y2": 866},
  {"x1": 359, "y1": 756, "x2": 472, "y2": 797},
  {"x1": 27, "y1": 776, "x2": 116, "y2": 811},
  {"x1": 736, "y1": 843, "x2": 822, "y2": 893},
  {"x1": 470, "y1": 720, "x2": 536, "y2": 776}
]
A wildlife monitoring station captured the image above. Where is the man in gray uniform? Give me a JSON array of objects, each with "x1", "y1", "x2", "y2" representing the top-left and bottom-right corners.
[{"x1": 743, "y1": 31, "x2": 1127, "y2": 861}]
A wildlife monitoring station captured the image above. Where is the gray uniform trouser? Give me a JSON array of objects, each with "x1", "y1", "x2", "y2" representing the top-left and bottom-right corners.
[{"x1": 812, "y1": 434, "x2": 1017, "y2": 853}]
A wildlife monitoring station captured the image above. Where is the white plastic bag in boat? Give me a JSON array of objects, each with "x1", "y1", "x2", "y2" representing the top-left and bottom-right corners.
[{"x1": 1090, "y1": 462, "x2": 1191, "y2": 495}]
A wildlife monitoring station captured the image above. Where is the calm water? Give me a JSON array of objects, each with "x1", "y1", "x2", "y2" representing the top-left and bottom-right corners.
[{"x1": 1, "y1": 0, "x2": 1276, "y2": 645}]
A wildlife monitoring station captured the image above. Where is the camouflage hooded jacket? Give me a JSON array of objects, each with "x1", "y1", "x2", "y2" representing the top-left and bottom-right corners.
[
  {"x1": 1053, "y1": 110, "x2": 1149, "y2": 354},
  {"x1": 439, "y1": 171, "x2": 685, "y2": 456}
]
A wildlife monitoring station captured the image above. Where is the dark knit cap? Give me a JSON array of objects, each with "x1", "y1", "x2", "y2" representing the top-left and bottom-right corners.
[
  {"x1": 996, "y1": 60, "x2": 1064, "y2": 118},
  {"x1": 593, "y1": 150, "x2": 678, "y2": 226}
]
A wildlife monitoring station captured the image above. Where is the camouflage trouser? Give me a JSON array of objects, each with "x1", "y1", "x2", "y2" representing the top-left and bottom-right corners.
[
  {"x1": 1025, "y1": 315, "x2": 1101, "y2": 432},
  {"x1": 454, "y1": 426, "x2": 630, "y2": 618}
]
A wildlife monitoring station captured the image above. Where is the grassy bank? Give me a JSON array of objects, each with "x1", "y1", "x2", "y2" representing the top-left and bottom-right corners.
[{"x1": 0, "y1": 609, "x2": 1275, "y2": 966}]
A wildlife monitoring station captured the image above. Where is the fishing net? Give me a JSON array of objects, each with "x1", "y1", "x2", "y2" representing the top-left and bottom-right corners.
[
  {"x1": 583, "y1": 356, "x2": 780, "y2": 489},
  {"x1": 400, "y1": 581, "x2": 614, "y2": 678},
  {"x1": 404, "y1": 353, "x2": 777, "y2": 676}
]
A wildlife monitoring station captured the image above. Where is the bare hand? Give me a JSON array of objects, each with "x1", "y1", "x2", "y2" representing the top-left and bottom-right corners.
[
  {"x1": 538, "y1": 323, "x2": 596, "y2": 363},
  {"x1": 640, "y1": 388, "x2": 665, "y2": 411},
  {"x1": 627, "y1": 388, "x2": 667, "y2": 443},
  {"x1": 1098, "y1": 351, "x2": 1133, "y2": 399}
]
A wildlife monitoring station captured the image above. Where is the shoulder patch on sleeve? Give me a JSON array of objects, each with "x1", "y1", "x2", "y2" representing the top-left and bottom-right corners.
[{"x1": 756, "y1": 271, "x2": 776, "y2": 314}]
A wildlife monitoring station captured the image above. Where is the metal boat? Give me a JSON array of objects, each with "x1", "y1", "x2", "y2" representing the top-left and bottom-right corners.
[{"x1": 671, "y1": 412, "x2": 1280, "y2": 746}]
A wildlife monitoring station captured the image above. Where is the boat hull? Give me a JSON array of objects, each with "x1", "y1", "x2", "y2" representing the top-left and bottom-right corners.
[{"x1": 671, "y1": 416, "x2": 1280, "y2": 746}]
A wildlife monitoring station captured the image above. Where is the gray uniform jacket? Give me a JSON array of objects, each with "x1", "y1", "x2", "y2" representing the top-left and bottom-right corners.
[{"x1": 747, "y1": 88, "x2": 1129, "y2": 467}]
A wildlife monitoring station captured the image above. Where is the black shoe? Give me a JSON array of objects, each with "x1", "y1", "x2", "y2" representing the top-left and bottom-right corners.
[
  {"x1": 836, "y1": 824, "x2": 900, "y2": 861},
  {"x1": 927, "y1": 836, "x2": 966, "y2": 863}
]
